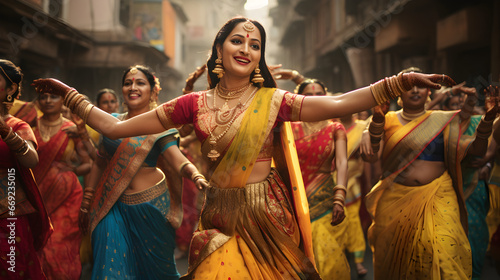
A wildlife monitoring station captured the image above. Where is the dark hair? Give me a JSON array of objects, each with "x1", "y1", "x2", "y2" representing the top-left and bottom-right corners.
[
  {"x1": 96, "y1": 88, "x2": 117, "y2": 105},
  {"x1": 206, "y1": 17, "x2": 276, "y2": 89},
  {"x1": 0, "y1": 59, "x2": 23, "y2": 98},
  {"x1": 294, "y1": 79, "x2": 327, "y2": 95},
  {"x1": 121, "y1": 65, "x2": 157, "y2": 90},
  {"x1": 399, "y1": 67, "x2": 423, "y2": 74},
  {"x1": 442, "y1": 94, "x2": 460, "y2": 109}
]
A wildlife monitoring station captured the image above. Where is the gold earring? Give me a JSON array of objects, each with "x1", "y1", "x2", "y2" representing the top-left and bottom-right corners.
[
  {"x1": 251, "y1": 66, "x2": 264, "y2": 85},
  {"x1": 3, "y1": 94, "x2": 14, "y2": 111},
  {"x1": 212, "y1": 57, "x2": 224, "y2": 78}
]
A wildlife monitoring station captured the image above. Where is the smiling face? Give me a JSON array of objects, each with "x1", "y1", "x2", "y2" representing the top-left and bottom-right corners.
[
  {"x1": 122, "y1": 70, "x2": 152, "y2": 111},
  {"x1": 217, "y1": 22, "x2": 262, "y2": 80},
  {"x1": 401, "y1": 86, "x2": 430, "y2": 111}
]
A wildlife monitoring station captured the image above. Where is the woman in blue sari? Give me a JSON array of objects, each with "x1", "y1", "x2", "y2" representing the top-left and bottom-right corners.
[{"x1": 79, "y1": 65, "x2": 208, "y2": 280}]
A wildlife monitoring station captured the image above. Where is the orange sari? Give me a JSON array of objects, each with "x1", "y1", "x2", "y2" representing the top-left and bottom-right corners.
[{"x1": 33, "y1": 118, "x2": 83, "y2": 280}]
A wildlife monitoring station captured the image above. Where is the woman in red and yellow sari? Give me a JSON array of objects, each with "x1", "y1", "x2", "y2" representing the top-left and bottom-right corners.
[
  {"x1": 33, "y1": 17, "x2": 457, "y2": 280},
  {"x1": 32, "y1": 92, "x2": 91, "y2": 279},
  {"x1": 0, "y1": 59, "x2": 52, "y2": 280},
  {"x1": 291, "y1": 79, "x2": 350, "y2": 279},
  {"x1": 361, "y1": 68, "x2": 498, "y2": 279}
]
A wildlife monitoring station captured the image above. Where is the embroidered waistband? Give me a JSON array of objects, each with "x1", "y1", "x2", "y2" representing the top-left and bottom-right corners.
[{"x1": 119, "y1": 174, "x2": 167, "y2": 205}]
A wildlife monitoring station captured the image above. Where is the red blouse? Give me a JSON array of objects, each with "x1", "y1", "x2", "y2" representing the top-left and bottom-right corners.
[{"x1": 156, "y1": 89, "x2": 305, "y2": 161}]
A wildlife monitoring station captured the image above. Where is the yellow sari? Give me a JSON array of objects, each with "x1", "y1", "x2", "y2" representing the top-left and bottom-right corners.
[
  {"x1": 366, "y1": 110, "x2": 472, "y2": 279},
  {"x1": 344, "y1": 120, "x2": 368, "y2": 264},
  {"x1": 185, "y1": 88, "x2": 319, "y2": 280}
]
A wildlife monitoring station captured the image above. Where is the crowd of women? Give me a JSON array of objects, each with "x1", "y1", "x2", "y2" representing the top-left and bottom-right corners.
[{"x1": 1, "y1": 16, "x2": 499, "y2": 280}]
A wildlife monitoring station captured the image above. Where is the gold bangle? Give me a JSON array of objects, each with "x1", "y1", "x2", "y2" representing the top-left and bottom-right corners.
[
  {"x1": 178, "y1": 160, "x2": 192, "y2": 174},
  {"x1": 68, "y1": 92, "x2": 83, "y2": 110},
  {"x1": 82, "y1": 104, "x2": 94, "y2": 124},
  {"x1": 332, "y1": 184, "x2": 347, "y2": 193},
  {"x1": 333, "y1": 193, "x2": 345, "y2": 202},
  {"x1": 393, "y1": 75, "x2": 407, "y2": 96},
  {"x1": 191, "y1": 172, "x2": 206, "y2": 182},
  {"x1": 64, "y1": 89, "x2": 78, "y2": 107},
  {"x1": 79, "y1": 207, "x2": 88, "y2": 213},
  {"x1": 369, "y1": 130, "x2": 383, "y2": 138},
  {"x1": 333, "y1": 200, "x2": 344, "y2": 207},
  {"x1": 370, "y1": 121, "x2": 385, "y2": 128},
  {"x1": 369, "y1": 83, "x2": 385, "y2": 105},
  {"x1": 388, "y1": 76, "x2": 400, "y2": 99}
]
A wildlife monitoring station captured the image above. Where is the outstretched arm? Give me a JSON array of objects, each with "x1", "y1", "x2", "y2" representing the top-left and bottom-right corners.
[
  {"x1": 32, "y1": 78, "x2": 168, "y2": 139},
  {"x1": 300, "y1": 73, "x2": 454, "y2": 122}
]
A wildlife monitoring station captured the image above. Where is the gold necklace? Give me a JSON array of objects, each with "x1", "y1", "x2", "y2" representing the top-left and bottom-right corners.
[
  {"x1": 216, "y1": 83, "x2": 251, "y2": 113},
  {"x1": 400, "y1": 110, "x2": 426, "y2": 122},
  {"x1": 39, "y1": 114, "x2": 63, "y2": 142},
  {"x1": 207, "y1": 86, "x2": 258, "y2": 161},
  {"x1": 302, "y1": 121, "x2": 329, "y2": 136}
]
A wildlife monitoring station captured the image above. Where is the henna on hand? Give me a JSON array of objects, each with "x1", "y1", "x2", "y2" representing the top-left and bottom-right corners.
[
  {"x1": 31, "y1": 78, "x2": 73, "y2": 98},
  {"x1": 403, "y1": 73, "x2": 456, "y2": 90}
]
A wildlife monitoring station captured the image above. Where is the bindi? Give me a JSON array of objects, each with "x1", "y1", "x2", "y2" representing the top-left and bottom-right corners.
[
  {"x1": 246, "y1": 34, "x2": 249, "y2": 38},
  {"x1": 312, "y1": 85, "x2": 315, "y2": 90}
]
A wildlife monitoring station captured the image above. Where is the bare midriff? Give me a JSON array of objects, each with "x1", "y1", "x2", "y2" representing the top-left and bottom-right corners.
[{"x1": 394, "y1": 159, "x2": 446, "y2": 186}]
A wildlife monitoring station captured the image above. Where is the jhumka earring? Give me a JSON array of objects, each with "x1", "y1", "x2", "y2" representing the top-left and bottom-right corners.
[
  {"x1": 212, "y1": 57, "x2": 224, "y2": 78},
  {"x1": 251, "y1": 66, "x2": 264, "y2": 85}
]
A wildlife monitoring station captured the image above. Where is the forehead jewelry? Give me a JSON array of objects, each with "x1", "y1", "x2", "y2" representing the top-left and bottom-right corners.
[
  {"x1": 0, "y1": 65, "x2": 14, "y2": 84},
  {"x1": 129, "y1": 67, "x2": 138, "y2": 75},
  {"x1": 243, "y1": 20, "x2": 255, "y2": 33}
]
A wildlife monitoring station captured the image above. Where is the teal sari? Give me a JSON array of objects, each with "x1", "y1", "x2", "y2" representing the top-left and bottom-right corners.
[
  {"x1": 462, "y1": 115, "x2": 490, "y2": 280},
  {"x1": 91, "y1": 113, "x2": 181, "y2": 280}
]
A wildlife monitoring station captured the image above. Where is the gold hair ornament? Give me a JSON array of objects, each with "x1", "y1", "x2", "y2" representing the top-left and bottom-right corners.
[{"x1": 243, "y1": 20, "x2": 255, "y2": 32}]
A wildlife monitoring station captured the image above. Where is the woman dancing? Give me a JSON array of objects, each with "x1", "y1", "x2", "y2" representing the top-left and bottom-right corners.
[{"x1": 32, "y1": 17, "x2": 455, "y2": 279}]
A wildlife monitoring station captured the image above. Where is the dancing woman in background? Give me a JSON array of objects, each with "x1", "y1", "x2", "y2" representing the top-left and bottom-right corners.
[
  {"x1": 291, "y1": 79, "x2": 350, "y2": 279},
  {"x1": 361, "y1": 68, "x2": 498, "y2": 279},
  {"x1": 33, "y1": 90, "x2": 91, "y2": 279},
  {"x1": 33, "y1": 17, "x2": 455, "y2": 279},
  {"x1": 78, "y1": 65, "x2": 207, "y2": 280}
]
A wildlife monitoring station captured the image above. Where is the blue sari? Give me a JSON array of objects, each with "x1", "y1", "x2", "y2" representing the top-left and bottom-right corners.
[{"x1": 90, "y1": 113, "x2": 180, "y2": 280}]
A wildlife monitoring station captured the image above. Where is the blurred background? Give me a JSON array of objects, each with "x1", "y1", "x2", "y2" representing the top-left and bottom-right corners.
[{"x1": 0, "y1": 0, "x2": 498, "y2": 105}]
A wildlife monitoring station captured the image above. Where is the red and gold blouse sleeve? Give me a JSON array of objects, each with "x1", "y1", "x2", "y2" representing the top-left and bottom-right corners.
[
  {"x1": 333, "y1": 122, "x2": 347, "y2": 140},
  {"x1": 277, "y1": 91, "x2": 305, "y2": 122},
  {"x1": 155, "y1": 93, "x2": 197, "y2": 130},
  {"x1": 6, "y1": 117, "x2": 37, "y2": 149}
]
